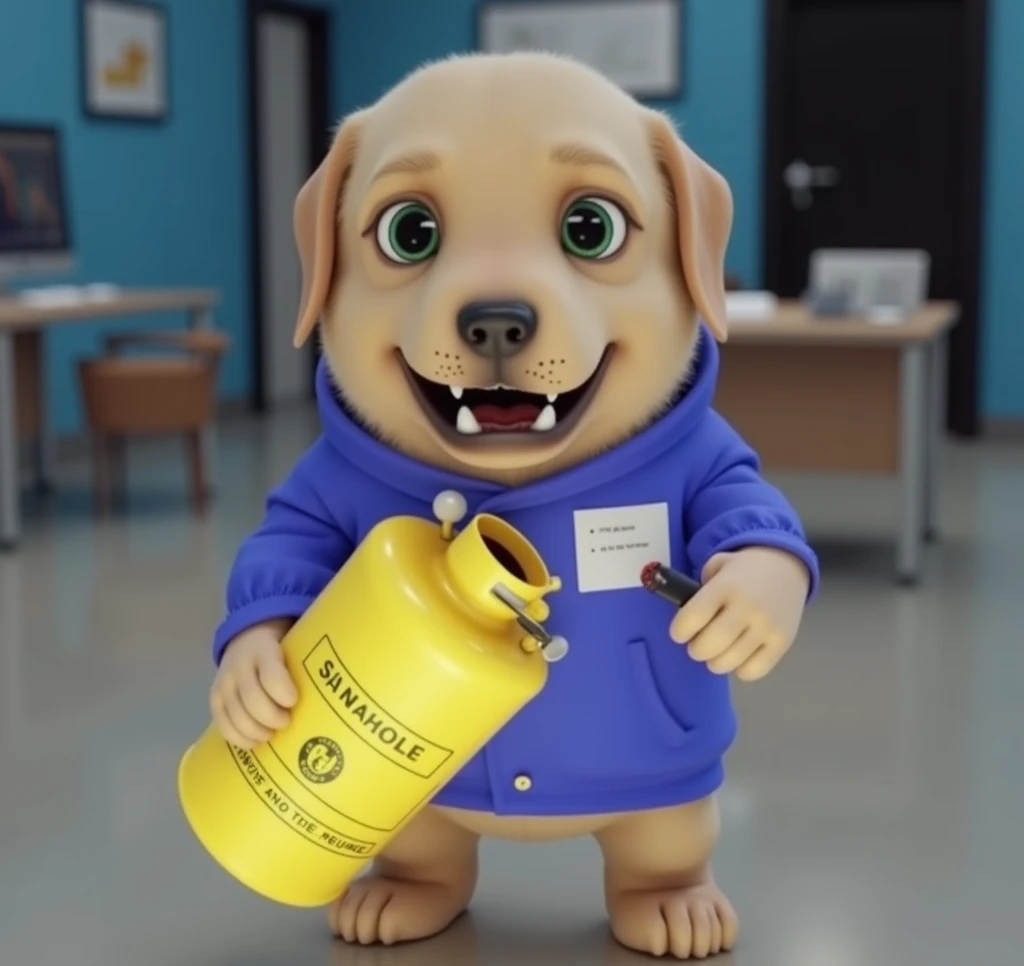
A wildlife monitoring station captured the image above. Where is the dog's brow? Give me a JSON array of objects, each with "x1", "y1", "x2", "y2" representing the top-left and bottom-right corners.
[
  {"x1": 550, "y1": 143, "x2": 627, "y2": 174},
  {"x1": 372, "y1": 150, "x2": 443, "y2": 180}
]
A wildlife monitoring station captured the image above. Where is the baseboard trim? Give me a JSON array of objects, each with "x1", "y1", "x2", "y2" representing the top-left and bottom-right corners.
[
  {"x1": 984, "y1": 418, "x2": 1024, "y2": 440},
  {"x1": 217, "y1": 396, "x2": 254, "y2": 421}
]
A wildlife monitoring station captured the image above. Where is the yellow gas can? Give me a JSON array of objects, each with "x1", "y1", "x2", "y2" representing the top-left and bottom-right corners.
[{"x1": 178, "y1": 491, "x2": 563, "y2": 908}]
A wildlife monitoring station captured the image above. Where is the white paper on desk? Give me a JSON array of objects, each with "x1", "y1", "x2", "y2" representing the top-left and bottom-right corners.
[
  {"x1": 16, "y1": 286, "x2": 85, "y2": 307},
  {"x1": 725, "y1": 291, "x2": 779, "y2": 322}
]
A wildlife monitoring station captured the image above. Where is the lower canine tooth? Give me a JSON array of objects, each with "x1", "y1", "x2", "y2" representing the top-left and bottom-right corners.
[
  {"x1": 531, "y1": 405, "x2": 557, "y2": 432},
  {"x1": 456, "y1": 406, "x2": 482, "y2": 434}
]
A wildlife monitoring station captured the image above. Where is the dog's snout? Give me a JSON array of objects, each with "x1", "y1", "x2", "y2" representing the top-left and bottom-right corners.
[{"x1": 456, "y1": 300, "x2": 538, "y2": 359}]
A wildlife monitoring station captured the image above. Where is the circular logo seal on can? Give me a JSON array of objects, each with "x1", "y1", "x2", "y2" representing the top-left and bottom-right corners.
[{"x1": 298, "y1": 736, "x2": 344, "y2": 784}]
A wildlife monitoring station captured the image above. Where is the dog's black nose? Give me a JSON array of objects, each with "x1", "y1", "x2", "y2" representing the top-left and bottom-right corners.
[{"x1": 456, "y1": 300, "x2": 538, "y2": 358}]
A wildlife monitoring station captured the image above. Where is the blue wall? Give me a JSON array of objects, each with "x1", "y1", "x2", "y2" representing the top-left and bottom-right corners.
[
  {"x1": 335, "y1": 0, "x2": 1024, "y2": 420},
  {"x1": 335, "y1": 0, "x2": 765, "y2": 287},
  {"x1": 0, "y1": 0, "x2": 252, "y2": 436},
  {"x1": 980, "y1": 0, "x2": 1024, "y2": 419},
  {"x1": 2, "y1": 0, "x2": 1021, "y2": 429}
]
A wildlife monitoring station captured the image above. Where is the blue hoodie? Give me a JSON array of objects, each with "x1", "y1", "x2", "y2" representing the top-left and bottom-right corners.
[{"x1": 214, "y1": 327, "x2": 819, "y2": 816}]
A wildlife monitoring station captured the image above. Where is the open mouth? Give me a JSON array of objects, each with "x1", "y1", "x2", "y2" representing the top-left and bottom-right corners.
[{"x1": 400, "y1": 348, "x2": 612, "y2": 443}]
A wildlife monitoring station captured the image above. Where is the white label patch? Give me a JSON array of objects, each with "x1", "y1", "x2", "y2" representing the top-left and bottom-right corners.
[{"x1": 573, "y1": 503, "x2": 672, "y2": 593}]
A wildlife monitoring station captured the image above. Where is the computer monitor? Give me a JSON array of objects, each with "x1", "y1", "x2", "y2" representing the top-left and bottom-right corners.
[{"x1": 0, "y1": 124, "x2": 74, "y2": 290}]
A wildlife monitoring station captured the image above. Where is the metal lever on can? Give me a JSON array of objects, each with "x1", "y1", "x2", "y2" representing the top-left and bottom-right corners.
[{"x1": 492, "y1": 583, "x2": 569, "y2": 663}]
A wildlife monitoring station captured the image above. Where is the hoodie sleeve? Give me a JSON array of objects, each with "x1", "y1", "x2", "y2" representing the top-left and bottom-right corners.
[
  {"x1": 212, "y1": 441, "x2": 355, "y2": 664},
  {"x1": 684, "y1": 412, "x2": 820, "y2": 600}
]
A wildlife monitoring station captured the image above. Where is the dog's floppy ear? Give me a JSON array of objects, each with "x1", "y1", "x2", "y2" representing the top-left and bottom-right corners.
[
  {"x1": 647, "y1": 113, "x2": 734, "y2": 342},
  {"x1": 292, "y1": 112, "x2": 366, "y2": 348}
]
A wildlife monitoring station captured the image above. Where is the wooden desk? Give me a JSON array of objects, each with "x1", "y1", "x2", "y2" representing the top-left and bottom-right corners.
[
  {"x1": 714, "y1": 301, "x2": 959, "y2": 583},
  {"x1": 0, "y1": 288, "x2": 220, "y2": 549}
]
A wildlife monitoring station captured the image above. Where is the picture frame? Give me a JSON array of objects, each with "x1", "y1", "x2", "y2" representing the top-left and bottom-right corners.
[
  {"x1": 81, "y1": 0, "x2": 169, "y2": 122},
  {"x1": 476, "y1": 0, "x2": 683, "y2": 100}
]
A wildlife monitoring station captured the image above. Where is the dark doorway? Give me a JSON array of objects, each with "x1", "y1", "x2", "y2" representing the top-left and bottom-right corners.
[
  {"x1": 763, "y1": 0, "x2": 988, "y2": 436},
  {"x1": 246, "y1": 0, "x2": 331, "y2": 412}
]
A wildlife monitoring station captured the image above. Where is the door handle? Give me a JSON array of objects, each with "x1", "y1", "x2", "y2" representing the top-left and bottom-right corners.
[{"x1": 784, "y1": 159, "x2": 841, "y2": 210}]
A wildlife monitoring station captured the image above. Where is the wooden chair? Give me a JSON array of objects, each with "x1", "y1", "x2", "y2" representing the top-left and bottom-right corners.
[{"x1": 77, "y1": 329, "x2": 230, "y2": 515}]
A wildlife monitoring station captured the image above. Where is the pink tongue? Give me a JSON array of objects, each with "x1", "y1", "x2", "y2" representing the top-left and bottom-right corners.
[{"x1": 472, "y1": 403, "x2": 541, "y2": 428}]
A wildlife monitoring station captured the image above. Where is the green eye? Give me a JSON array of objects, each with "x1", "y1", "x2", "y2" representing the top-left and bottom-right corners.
[
  {"x1": 561, "y1": 197, "x2": 628, "y2": 259},
  {"x1": 376, "y1": 201, "x2": 440, "y2": 264}
]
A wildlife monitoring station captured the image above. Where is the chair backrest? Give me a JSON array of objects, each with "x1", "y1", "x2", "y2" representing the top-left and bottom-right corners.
[{"x1": 103, "y1": 328, "x2": 231, "y2": 362}]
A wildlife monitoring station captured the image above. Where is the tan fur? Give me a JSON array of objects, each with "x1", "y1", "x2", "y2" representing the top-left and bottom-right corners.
[{"x1": 291, "y1": 52, "x2": 733, "y2": 485}]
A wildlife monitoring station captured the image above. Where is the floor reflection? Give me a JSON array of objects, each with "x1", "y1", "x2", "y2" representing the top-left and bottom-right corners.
[{"x1": 1, "y1": 413, "x2": 1022, "y2": 966}]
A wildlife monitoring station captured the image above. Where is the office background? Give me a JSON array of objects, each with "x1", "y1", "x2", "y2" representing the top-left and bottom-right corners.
[
  {"x1": 0, "y1": 0, "x2": 1021, "y2": 438},
  {"x1": 2, "y1": 3, "x2": 1023, "y2": 964}
]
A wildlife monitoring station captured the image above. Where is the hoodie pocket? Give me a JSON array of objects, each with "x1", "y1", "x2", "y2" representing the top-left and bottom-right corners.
[{"x1": 627, "y1": 637, "x2": 692, "y2": 747}]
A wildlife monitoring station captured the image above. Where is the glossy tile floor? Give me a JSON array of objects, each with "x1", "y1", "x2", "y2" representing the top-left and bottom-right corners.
[{"x1": 1, "y1": 407, "x2": 1022, "y2": 966}]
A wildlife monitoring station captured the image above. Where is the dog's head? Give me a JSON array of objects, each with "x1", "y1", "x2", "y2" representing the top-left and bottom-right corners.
[{"x1": 293, "y1": 53, "x2": 732, "y2": 483}]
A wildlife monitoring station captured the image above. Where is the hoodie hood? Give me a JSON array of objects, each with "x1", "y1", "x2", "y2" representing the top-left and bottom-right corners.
[{"x1": 316, "y1": 324, "x2": 721, "y2": 511}]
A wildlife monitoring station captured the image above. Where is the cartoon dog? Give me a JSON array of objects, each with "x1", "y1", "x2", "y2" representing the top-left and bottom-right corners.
[{"x1": 209, "y1": 53, "x2": 819, "y2": 960}]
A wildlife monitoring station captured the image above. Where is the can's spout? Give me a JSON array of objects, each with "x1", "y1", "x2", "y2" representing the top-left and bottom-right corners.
[{"x1": 443, "y1": 513, "x2": 555, "y2": 622}]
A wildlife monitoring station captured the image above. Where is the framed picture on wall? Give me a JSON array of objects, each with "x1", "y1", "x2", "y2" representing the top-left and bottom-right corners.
[
  {"x1": 81, "y1": 0, "x2": 169, "y2": 121},
  {"x1": 477, "y1": 0, "x2": 683, "y2": 100}
]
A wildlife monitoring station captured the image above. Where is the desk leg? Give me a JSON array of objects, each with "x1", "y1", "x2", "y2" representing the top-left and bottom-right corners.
[
  {"x1": 923, "y1": 334, "x2": 947, "y2": 543},
  {"x1": 31, "y1": 331, "x2": 55, "y2": 494},
  {"x1": 0, "y1": 332, "x2": 20, "y2": 550},
  {"x1": 188, "y1": 306, "x2": 217, "y2": 493},
  {"x1": 898, "y1": 344, "x2": 928, "y2": 585}
]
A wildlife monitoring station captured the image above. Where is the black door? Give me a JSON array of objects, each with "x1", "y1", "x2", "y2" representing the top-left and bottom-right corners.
[{"x1": 763, "y1": 0, "x2": 988, "y2": 436}]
